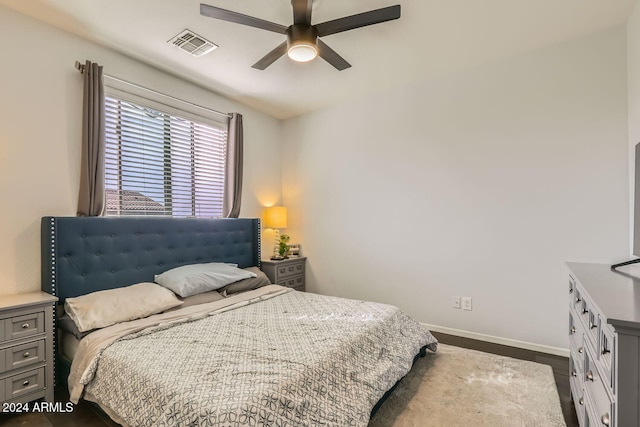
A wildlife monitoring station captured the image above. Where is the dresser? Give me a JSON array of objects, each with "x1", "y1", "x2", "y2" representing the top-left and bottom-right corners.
[
  {"x1": 567, "y1": 262, "x2": 640, "y2": 427},
  {"x1": 0, "y1": 292, "x2": 57, "y2": 405},
  {"x1": 261, "y1": 257, "x2": 306, "y2": 291}
]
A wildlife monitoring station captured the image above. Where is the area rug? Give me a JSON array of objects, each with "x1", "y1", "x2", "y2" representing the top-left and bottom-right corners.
[{"x1": 369, "y1": 343, "x2": 566, "y2": 427}]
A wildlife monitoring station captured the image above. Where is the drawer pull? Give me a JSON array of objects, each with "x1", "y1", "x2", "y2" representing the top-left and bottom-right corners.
[
  {"x1": 569, "y1": 287, "x2": 574, "y2": 294},
  {"x1": 571, "y1": 370, "x2": 577, "y2": 377},
  {"x1": 22, "y1": 380, "x2": 30, "y2": 387},
  {"x1": 21, "y1": 323, "x2": 30, "y2": 329},
  {"x1": 602, "y1": 347, "x2": 610, "y2": 356},
  {"x1": 578, "y1": 347, "x2": 583, "y2": 354},
  {"x1": 23, "y1": 351, "x2": 30, "y2": 358},
  {"x1": 586, "y1": 371, "x2": 594, "y2": 382},
  {"x1": 589, "y1": 322, "x2": 597, "y2": 329},
  {"x1": 601, "y1": 413, "x2": 610, "y2": 426},
  {"x1": 582, "y1": 308, "x2": 588, "y2": 315},
  {"x1": 578, "y1": 397, "x2": 584, "y2": 406},
  {"x1": 570, "y1": 326, "x2": 576, "y2": 334},
  {"x1": 576, "y1": 297, "x2": 582, "y2": 303}
]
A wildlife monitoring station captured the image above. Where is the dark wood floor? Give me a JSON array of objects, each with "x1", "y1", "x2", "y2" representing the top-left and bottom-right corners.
[{"x1": 0, "y1": 332, "x2": 578, "y2": 427}]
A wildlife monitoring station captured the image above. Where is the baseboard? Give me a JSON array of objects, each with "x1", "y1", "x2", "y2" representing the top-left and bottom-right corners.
[{"x1": 422, "y1": 323, "x2": 570, "y2": 358}]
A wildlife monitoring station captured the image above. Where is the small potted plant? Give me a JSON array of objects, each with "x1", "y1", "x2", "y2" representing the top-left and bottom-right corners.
[{"x1": 278, "y1": 234, "x2": 291, "y2": 259}]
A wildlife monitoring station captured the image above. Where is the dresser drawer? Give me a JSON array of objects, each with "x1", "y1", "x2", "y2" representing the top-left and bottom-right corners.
[
  {"x1": 4, "y1": 312, "x2": 44, "y2": 342},
  {"x1": 570, "y1": 339, "x2": 585, "y2": 375},
  {"x1": 569, "y1": 274, "x2": 577, "y2": 305},
  {"x1": 0, "y1": 319, "x2": 4, "y2": 343},
  {"x1": 599, "y1": 323, "x2": 614, "y2": 391},
  {"x1": 586, "y1": 308, "x2": 599, "y2": 347},
  {"x1": 276, "y1": 262, "x2": 305, "y2": 279},
  {"x1": 4, "y1": 340, "x2": 45, "y2": 374},
  {"x1": 569, "y1": 311, "x2": 585, "y2": 355},
  {"x1": 572, "y1": 285, "x2": 584, "y2": 314},
  {"x1": 585, "y1": 386, "x2": 614, "y2": 427},
  {"x1": 5, "y1": 367, "x2": 45, "y2": 401},
  {"x1": 585, "y1": 348, "x2": 614, "y2": 426},
  {"x1": 569, "y1": 346, "x2": 585, "y2": 426}
]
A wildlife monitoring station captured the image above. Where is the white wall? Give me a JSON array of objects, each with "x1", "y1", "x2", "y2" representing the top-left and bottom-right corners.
[
  {"x1": 0, "y1": 5, "x2": 283, "y2": 296},
  {"x1": 282, "y1": 27, "x2": 629, "y2": 350}
]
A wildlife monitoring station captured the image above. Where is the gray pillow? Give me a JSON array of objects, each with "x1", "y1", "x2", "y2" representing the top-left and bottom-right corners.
[
  {"x1": 218, "y1": 267, "x2": 271, "y2": 295},
  {"x1": 154, "y1": 262, "x2": 257, "y2": 297},
  {"x1": 58, "y1": 314, "x2": 93, "y2": 340}
]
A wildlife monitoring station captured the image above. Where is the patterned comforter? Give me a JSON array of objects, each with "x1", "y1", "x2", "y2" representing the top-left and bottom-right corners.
[{"x1": 68, "y1": 285, "x2": 437, "y2": 426}]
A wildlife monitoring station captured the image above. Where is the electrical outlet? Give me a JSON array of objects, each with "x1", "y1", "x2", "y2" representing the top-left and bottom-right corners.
[
  {"x1": 452, "y1": 296, "x2": 461, "y2": 309},
  {"x1": 462, "y1": 297, "x2": 472, "y2": 311}
]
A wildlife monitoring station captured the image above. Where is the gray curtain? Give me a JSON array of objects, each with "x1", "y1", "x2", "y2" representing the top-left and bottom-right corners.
[
  {"x1": 77, "y1": 60, "x2": 106, "y2": 216},
  {"x1": 223, "y1": 113, "x2": 243, "y2": 218}
]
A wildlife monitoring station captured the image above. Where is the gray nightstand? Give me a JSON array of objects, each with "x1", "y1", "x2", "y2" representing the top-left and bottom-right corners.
[
  {"x1": 261, "y1": 257, "x2": 306, "y2": 291},
  {"x1": 0, "y1": 292, "x2": 57, "y2": 405}
]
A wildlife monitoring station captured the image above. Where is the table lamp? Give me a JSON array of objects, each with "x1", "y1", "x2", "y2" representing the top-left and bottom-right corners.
[{"x1": 265, "y1": 206, "x2": 287, "y2": 259}]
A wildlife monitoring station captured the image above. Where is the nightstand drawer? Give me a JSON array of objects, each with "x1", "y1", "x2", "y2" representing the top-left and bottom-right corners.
[
  {"x1": 5, "y1": 368, "x2": 44, "y2": 401},
  {"x1": 5, "y1": 312, "x2": 44, "y2": 342},
  {"x1": 262, "y1": 257, "x2": 307, "y2": 292},
  {"x1": 4, "y1": 340, "x2": 45, "y2": 374},
  {"x1": 276, "y1": 262, "x2": 305, "y2": 279},
  {"x1": 277, "y1": 275, "x2": 304, "y2": 291}
]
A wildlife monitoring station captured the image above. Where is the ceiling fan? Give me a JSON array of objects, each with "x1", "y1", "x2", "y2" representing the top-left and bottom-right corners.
[{"x1": 199, "y1": 1, "x2": 401, "y2": 70}]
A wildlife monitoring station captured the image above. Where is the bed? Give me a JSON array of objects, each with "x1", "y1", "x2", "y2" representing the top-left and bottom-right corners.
[{"x1": 41, "y1": 216, "x2": 437, "y2": 426}]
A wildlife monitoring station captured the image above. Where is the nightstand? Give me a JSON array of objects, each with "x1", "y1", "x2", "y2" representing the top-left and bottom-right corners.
[
  {"x1": 261, "y1": 257, "x2": 307, "y2": 291},
  {"x1": 0, "y1": 292, "x2": 57, "y2": 405}
]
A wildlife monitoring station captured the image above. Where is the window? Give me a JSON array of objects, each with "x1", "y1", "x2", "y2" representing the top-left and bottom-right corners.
[{"x1": 104, "y1": 95, "x2": 228, "y2": 217}]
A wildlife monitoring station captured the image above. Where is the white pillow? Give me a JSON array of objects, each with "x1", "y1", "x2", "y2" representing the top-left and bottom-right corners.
[
  {"x1": 64, "y1": 282, "x2": 183, "y2": 332},
  {"x1": 154, "y1": 262, "x2": 257, "y2": 297}
]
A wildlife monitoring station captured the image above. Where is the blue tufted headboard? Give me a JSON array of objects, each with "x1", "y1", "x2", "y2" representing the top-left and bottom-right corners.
[{"x1": 41, "y1": 217, "x2": 261, "y2": 303}]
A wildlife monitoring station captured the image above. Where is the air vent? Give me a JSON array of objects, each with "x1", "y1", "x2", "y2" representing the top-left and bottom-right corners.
[{"x1": 168, "y1": 30, "x2": 218, "y2": 57}]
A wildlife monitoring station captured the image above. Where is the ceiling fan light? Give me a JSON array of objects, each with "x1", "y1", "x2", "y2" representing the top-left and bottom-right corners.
[{"x1": 287, "y1": 42, "x2": 318, "y2": 62}]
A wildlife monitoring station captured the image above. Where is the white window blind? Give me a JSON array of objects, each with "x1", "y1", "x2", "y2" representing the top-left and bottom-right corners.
[{"x1": 104, "y1": 95, "x2": 228, "y2": 217}]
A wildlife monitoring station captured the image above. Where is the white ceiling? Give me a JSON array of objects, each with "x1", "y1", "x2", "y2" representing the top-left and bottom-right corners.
[{"x1": 0, "y1": 0, "x2": 637, "y2": 119}]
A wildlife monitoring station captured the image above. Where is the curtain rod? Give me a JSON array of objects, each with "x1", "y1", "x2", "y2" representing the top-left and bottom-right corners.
[{"x1": 74, "y1": 61, "x2": 232, "y2": 119}]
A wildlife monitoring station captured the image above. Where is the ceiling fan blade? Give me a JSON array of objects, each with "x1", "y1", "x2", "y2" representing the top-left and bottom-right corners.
[
  {"x1": 317, "y1": 39, "x2": 351, "y2": 71},
  {"x1": 292, "y1": 0, "x2": 313, "y2": 25},
  {"x1": 200, "y1": 4, "x2": 287, "y2": 34},
  {"x1": 315, "y1": 5, "x2": 401, "y2": 37},
  {"x1": 252, "y1": 42, "x2": 288, "y2": 70}
]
